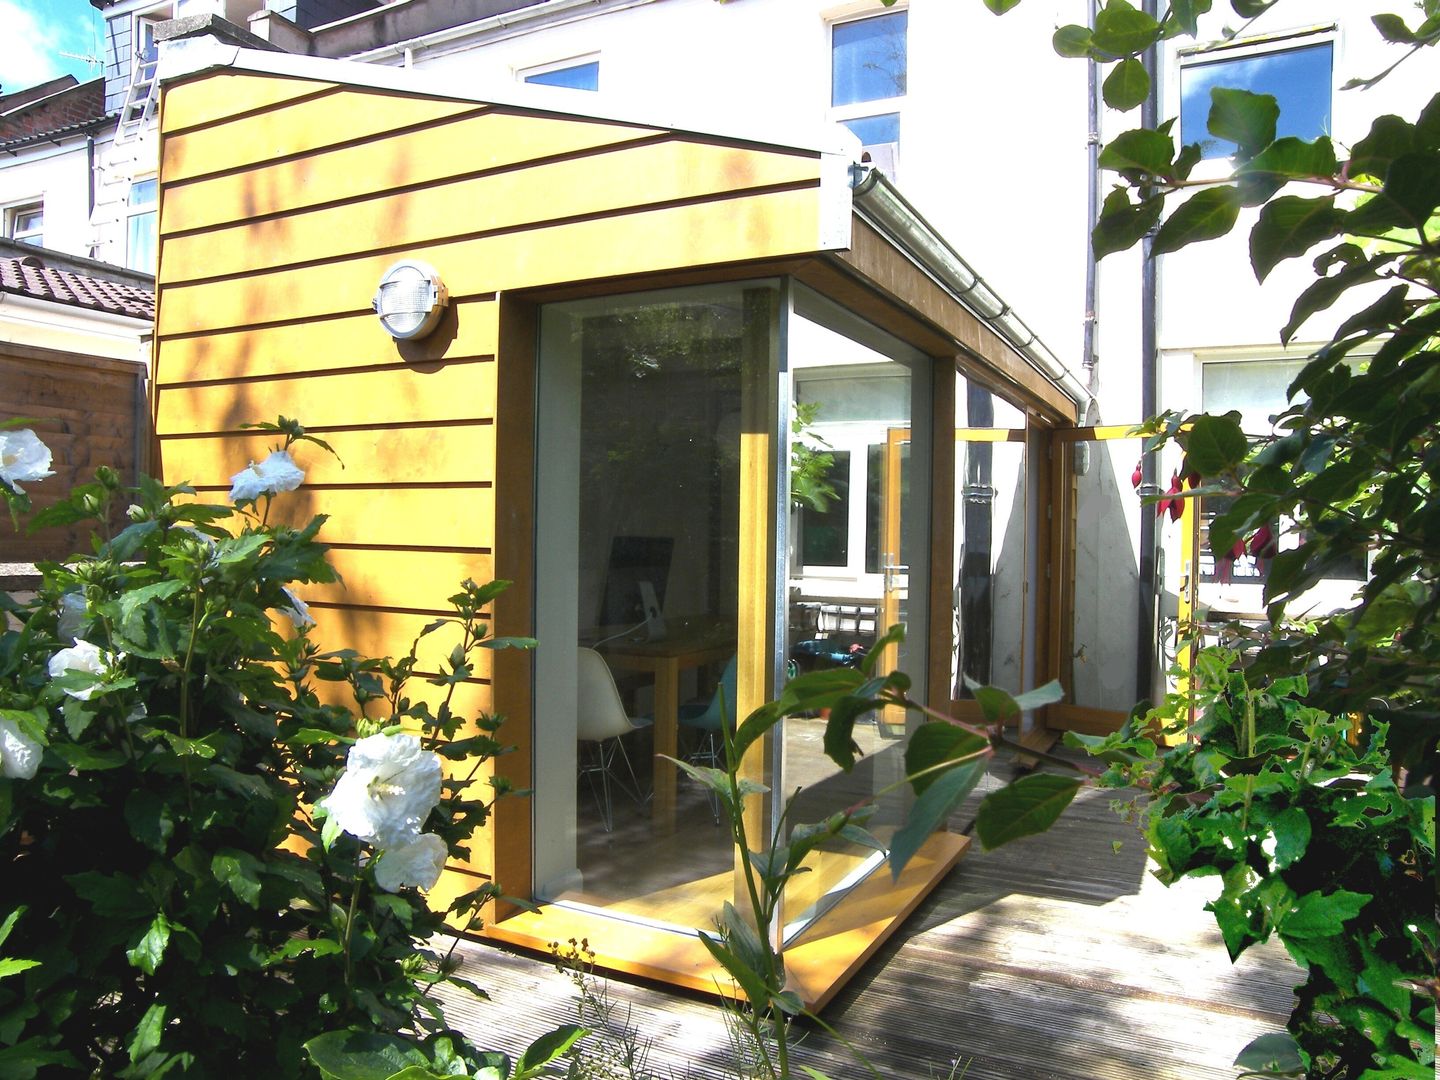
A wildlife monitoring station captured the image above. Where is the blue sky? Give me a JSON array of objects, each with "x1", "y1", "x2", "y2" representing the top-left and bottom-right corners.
[{"x1": 1, "y1": 0, "x2": 106, "y2": 93}]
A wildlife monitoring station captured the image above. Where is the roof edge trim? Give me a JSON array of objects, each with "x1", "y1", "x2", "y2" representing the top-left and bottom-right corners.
[{"x1": 851, "y1": 165, "x2": 1090, "y2": 411}]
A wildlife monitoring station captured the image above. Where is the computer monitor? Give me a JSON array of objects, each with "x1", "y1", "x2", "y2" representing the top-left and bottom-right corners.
[{"x1": 598, "y1": 535, "x2": 673, "y2": 633}]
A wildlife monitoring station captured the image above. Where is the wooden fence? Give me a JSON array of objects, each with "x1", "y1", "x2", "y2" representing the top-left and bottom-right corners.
[{"x1": 2, "y1": 341, "x2": 148, "y2": 563}]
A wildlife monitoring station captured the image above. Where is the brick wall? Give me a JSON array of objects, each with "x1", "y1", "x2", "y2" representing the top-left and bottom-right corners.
[{"x1": 0, "y1": 80, "x2": 105, "y2": 141}]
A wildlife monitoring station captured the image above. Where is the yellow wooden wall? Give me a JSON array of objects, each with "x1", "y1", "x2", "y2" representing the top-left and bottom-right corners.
[{"x1": 151, "y1": 70, "x2": 829, "y2": 881}]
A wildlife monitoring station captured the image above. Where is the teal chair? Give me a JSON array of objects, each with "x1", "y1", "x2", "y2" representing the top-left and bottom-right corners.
[{"x1": 678, "y1": 655, "x2": 736, "y2": 822}]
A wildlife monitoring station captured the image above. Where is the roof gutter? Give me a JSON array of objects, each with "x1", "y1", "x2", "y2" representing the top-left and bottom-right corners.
[{"x1": 850, "y1": 164, "x2": 1090, "y2": 412}]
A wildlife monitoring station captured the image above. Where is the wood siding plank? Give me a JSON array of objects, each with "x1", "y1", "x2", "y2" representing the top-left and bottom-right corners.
[
  {"x1": 162, "y1": 110, "x2": 667, "y2": 237},
  {"x1": 154, "y1": 360, "x2": 497, "y2": 434},
  {"x1": 154, "y1": 303, "x2": 499, "y2": 385},
  {"x1": 156, "y1": 188, "x2": 823, "y2": 336},
  {"x1": 155, "y1": 425, "x2": 495, "y2": 488},
  {"x1": 162, "y1": 91, "x2": 484, "y2": 183},
  {"x1": 257, "y1": 486, "x2": 494, "y2": 550},
  {"x1": 160, "y1": 140, "x2": 822, "y2": 283},
  {"x1": 161, "y1": 73, "x2": 340, "y2": 134},
  {"x1": 306, "y1": 548, "x2": 495, "y2": 612},
  {"x1": 306, "y1": 605, "x2": 493, "y2": 680}
]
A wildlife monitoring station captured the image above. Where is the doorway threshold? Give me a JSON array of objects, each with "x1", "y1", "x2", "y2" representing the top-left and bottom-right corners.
[{"x1": 481, "y1": 831, "x2": 968, "y2": 1011}]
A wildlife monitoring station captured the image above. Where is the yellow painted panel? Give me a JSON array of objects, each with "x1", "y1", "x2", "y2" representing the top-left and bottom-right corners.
[
  {"x1": 264, "y1": 486, "x2": 494, "y2": 550},
  {"x1": 154, "y1": 303, "x2": 499, "y2": 385},
  {"x1": 157, "y1": 424, "x2": 495, "y2": 488},
  {"x1": 162, "y1": 140, "x2": 821, "y2": 282},
  {"x1": 162, "y1": 110, "x2": 665, "y2": 237},
  {"x1": 155, "y1": 361, "x2": 497, "y2": 435},
  {"x1": 162, "y1": 73, "x2": 337, "y2": 134},
  {"x1": 308, "y1": 606, "x2": 493, "y2": 680},
  {"x1": 302, "y1": 548, "x2": 494, "y2": 611},
  {"x1": 163, "y1": 92, "x2": 483, "y2": 183},
  {"x1": 157, "y1": 188, "x2": 822, "y2": 336}
]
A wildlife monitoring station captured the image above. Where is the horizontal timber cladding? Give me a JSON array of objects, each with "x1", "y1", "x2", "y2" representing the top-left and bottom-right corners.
[
  {"x1": 157, "y1": 186, "x2": 821, "y2": 335},
  {"x1": 154, "y1": 358, "x2": 497, "y2": 433},
  {"x1": 161, "y1": 139, "x2": 820, "y2": 283},
  {"x1": 153, "y1": 302, "x2": 499, "y2": 385},
  {"x1": 158, "y1": 72, "x2": 341, "y2": 136},
  {"x1": 161, "y1": 110, "x2": 667, "y2": 237}
]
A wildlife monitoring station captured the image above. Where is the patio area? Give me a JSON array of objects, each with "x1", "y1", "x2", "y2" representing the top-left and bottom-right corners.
[{"x1": 433, "y1": 751, "x2": 1299, "y2": 1078}]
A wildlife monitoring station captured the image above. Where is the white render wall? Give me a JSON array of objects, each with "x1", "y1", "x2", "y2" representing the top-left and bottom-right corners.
[{"x1": 0, "y1": 140, "x2": 99, "y2": 261}]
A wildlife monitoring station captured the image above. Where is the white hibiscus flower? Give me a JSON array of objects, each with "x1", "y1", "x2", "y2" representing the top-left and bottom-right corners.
[
  {"x1": 374, "y1": 833, "x2": 448, "y2": 893},
  {"x1": 278, "y1": 586, "x2": 316, "y2": 630},
  {"x1": 228, "y1": 450, "x2": 305, "y2": 504},
  {"x1": 320, "y1": 733, "x2": 442, "y2": 849},
  {"x1": 47, "y1": 639, "x2": 113, "y2": 701},
  {"x1": 0, "y1": 429, "x2": 54, "y2": 493}
]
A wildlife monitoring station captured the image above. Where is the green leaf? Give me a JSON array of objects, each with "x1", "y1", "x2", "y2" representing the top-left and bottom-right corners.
[
  {"x1": 1092, "y1": 0, "x2": 1161, "y2": 58},
  {"x1": 1103, "y1": 58, "x2": 1149, "y2": 111},
  {"x1": 1052, "y1": 24, "x2": 1093, "y2": 57},
  {"x1": 514, "y1": 1025, "x2": 586, "y2": 1079},
  {"x1": 1242, "y1": 136, "x2": 1338, "y2": 180},
  {"x1": 116, "y1": 580, "x2": 187, "y2": 628},
  {"x1": 1098, "y1": 127, "x2": 1175, "y2": 175},
  {"x1": 1012, "y1": 679, "x2": 1064, "y2": 711},
  {"x1": 1270, "y1": 807, "x2": 1310, "y2": 869},
  {"x1": 890, "y1": 756, "x2": 987, "y2": 879},
  {"x1": 982, "y1": 0, "x2": 1024, "y2": 12},
  {"x1": 0, "y1": 906, "x2": 22, "y2": 950},
  {"x1": 303, "y1": 1031, "x2": 433, "y2": 1080},
  {"x1": 1250, "y1": 196, "x2": 1342, "y2": 282},
  {"x1": 1093, "y1": 188, "x2": 1164, "y2": 259},
  {"x1": 697, "y1": 930, "x2": 771, "y2": 1008},
  {"x1": 1348, "y1": 114, "x2": 1415, "y2": 181},
  {"x1": 0, "y1": 958, "x2": 39, "y2": 979},
  {"x1": 904, "y1": 722, "x2": 989, "y2": 795},
  {"x1": 49, "y1": 743, "x2": 126, "y2": 771},
  {"x1": 124, "y1": 790, "x2": 176, "y2": 854},
  {"x1": 1280, "y1": 889, "x2": 1371, "y2": 939},
  {"x1": 128, "y1": 1003, "x2": 167, "y2": 1066},
  {"x1": 1234, "y1": 1031, "x2": 1306, "y2": 1073},
  {"x1": 1208, "y1": 87, "x2": 1279, "y2": 158},
  {"x1": 974, "y1": 774, "x2": 1081, "y2": 850},
  {"x1": 1152, "y1": 185, "x2": 1242, "y2": 255},
  {"x1": 212, "y1": 849, "x2": 264, "y2": 909},
  {"x1": 125, "y1": 915, "x2": 171, "y2": 976},
  {"x1": 1371, "y1": 12, "x2": 1419, "y2": 44},
  {"x1": 1183, "y1": 414, "x2": 1248, "y2": 476}
]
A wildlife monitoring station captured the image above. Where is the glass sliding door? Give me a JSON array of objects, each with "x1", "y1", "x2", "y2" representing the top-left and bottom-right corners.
[
  {"x1": 780, "y1": 286, "x2": 930, "y2": 939},
  {"x1": 533, "y1": 281, "x2": 779, "y2": 932}
]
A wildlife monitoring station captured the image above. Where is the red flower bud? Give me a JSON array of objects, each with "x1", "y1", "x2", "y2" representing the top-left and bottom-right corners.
[
  {"x1": 1167, "y1": 472, "x2": 1184, "y2": 495},
  {"x1": 1169, "y1": 497, "x2": 1184, "y2": 522},
  {"x1": 1247, "y1": 524, "x2": 1276, "y2": 559},
  {"x1": 1131, "y1": 461, "x2": 1143, "y2": 489},
  {"x1": 1185, "y1": 470, "x2": 1202, "y2": 488}
]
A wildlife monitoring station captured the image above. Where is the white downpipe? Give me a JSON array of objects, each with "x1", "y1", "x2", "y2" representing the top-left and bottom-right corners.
[{"x1": 850, "y1": 164, "x2": 1091, "y2": 410}]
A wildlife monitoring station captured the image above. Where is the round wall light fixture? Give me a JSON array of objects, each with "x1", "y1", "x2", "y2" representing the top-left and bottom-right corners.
[{"x1": 372, "y1": 259, "x2": 449, "y2": 340}]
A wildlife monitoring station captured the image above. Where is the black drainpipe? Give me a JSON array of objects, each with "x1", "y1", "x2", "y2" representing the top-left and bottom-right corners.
[
  {"x1": 1083, "y1": 0, "x2": 1099, "y2": 383},
  {"x1": 1135, "y1": 0, "x2": 1160, "y2": 703}
]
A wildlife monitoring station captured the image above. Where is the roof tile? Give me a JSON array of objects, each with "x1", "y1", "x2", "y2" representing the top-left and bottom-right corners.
[{"x1": 0, "y1": 254, "x2": 155, "y2": 321}]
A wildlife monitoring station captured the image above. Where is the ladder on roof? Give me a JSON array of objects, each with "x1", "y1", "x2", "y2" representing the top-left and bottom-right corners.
[{"x1": 115, "y1": 51, "x2": 159, "y2": 144}]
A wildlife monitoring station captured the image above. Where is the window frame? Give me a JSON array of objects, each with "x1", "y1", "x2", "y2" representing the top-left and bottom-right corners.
[
  {"x1": 518, "y1": 54, "x2": 601, "y2": 92},
  {"x1": 7, "y1": 201, "x2": 43, "y2": 247},
  {"x1": 1175, "y1": 26, "x2": 1336, "y2": 164},
  {"x1": 827, "y1": 6, "x2": 908, "y2": 178}
]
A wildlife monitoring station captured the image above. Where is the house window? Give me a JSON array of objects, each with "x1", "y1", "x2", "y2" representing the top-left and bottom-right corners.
[
  {"x1": 8, "y1": 203, "x2": 43, "y2": 247},
  {"x1": 1180, "y1": 39, "x2": 1332, "y2": 159},
  {"x1": 126, "y1": 179, "x2": 158, "y2": 272},
  {"x1": 830, "y1": 10, "x2": 906, "y2": 178},
  {"x1": 522, "y1": 58, "x2": 600, "y2": 91}
]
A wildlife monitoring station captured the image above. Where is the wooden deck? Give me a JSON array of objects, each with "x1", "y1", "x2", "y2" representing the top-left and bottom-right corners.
[{"x1": 431, "y1": 752, "x2": 1298, "y2": 1078}]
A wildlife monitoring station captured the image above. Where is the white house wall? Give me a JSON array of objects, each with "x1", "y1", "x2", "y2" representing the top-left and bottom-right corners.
[{"x1": 0, "y1": 141, "x2": 98, "y2": 260}]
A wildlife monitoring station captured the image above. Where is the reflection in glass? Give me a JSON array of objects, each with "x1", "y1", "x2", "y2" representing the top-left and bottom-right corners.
[
  {"x1": 782, "y1": 292, "x2": 927, "y2": 938},
  {"x1": 534, "y1": 283, "x2": 774, "y2": 932},
  {"x1": 831, "y1": 11, "x2": 908, "y2": 106},
  {"x1": 1180, "y1": 42, "x2": 1332, "y2": 159}
]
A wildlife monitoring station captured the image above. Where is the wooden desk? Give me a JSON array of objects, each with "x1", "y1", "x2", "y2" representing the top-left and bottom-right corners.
[{"x1": 599, "y1": 627, "x2": 735, "y2": 832}]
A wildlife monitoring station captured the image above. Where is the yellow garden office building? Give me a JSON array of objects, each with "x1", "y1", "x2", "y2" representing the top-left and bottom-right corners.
[{"x1": 150, "y1": 44, "x2": 1094, "y2": 1008}]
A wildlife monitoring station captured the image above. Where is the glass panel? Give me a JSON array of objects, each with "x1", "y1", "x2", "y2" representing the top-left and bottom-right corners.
[
  {"x1": 525, "y1": 61, "x2": 600, "y2": 91},
  {"x1": 533, "y1": 282, "x2": 777, "y2": 932},
  {"x1": 841, "y1": 113, "x2": 900, "y2": 146},
  {"x1": 127, "y1": 210, "x2": 157, "y2": 272},
  {"x1": 831, "y1": 11, "x2": 907, "y2": 106},
  {"x1": 1181, "y1": 42, "x2": 1332, "y2": 159},
  {"x1": 952, "y1": 376, "x2": 1028, "y2": 699},
  {"x1": 800, "y1": 449, "x2": 851, "y2": 567},
  {"x1": 782, "y1": 288, "x2": 928, "y2": 939},
  {"x1": 1066, "y1": 433, "x2": 1142, "y2": 712}
]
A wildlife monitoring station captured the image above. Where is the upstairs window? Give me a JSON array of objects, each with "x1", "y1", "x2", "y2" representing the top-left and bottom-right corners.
[
  {"x1": 522, "y1": 58, "x2": 600, "y2": 92},
  {"x1": 126, "y1": 179, "x2": 158, "y2": 272},
  {"x1": 1180, "y1": 39, "x2": 1333, "y2": 159},
  {"x1": 8, "y1": 203, "x2": 43, "y2": 247},
  {"x1": 830, "y1": 9, "x2": 907, "y2": 179}
]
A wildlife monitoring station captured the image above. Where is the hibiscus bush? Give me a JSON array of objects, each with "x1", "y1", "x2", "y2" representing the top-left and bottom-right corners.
[{"x1": 0, "y1": 420, "x2": 577, "y2": 1078}]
